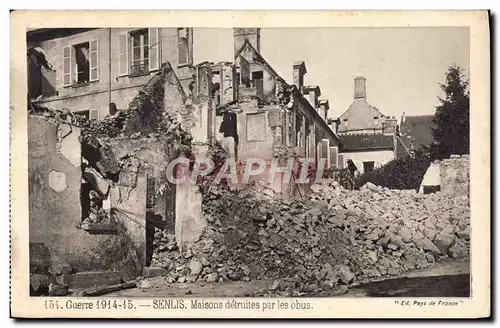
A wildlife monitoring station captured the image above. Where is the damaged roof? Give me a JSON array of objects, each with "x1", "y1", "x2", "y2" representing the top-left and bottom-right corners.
[{"x1": 340, "y1": 133, "x2": 394, "y2": 152}]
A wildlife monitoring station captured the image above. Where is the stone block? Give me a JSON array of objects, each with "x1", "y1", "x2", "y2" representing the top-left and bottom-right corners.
[
  {"x1": 456, "y1": 226, "x2": 471, "y2": 241},
  {"x1": 338, "y1": 265, "x2": 355, "y2": 285},
  {"x1": 84, "y1": 168, "x2": 110, "y2": 196},
  {"x1": 143, "y1": 267, "x2": 167, "y2": 278},
  {"x1": 434, "y1": 233, "x2": 455, "y2": 255}
]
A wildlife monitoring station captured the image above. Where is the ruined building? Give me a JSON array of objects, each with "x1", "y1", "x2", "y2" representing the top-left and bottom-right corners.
[
  {"x1": 27, "y1": 28, "x2": 195, "y2": 119},
  {"x1": 27, "y1": 28, "x2": 346, "y2": 290},
  {"x1": 28, "y1": 27, "x2": 343, "y2": 190},
  {"x1": 199, "y1": 28, "x2": 342, "y2": 193}
]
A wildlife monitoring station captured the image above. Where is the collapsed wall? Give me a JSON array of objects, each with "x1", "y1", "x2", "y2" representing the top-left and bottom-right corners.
[
  {"x1": 29, "y1": 62, "x2": 204, "y2": 294},
  {"x1": 28, "y1": 116, "x2": 144, "y2": 282},
  {"x1": 150, "y1": 181, "x2": 470, "y2": 294},
  {"x1": 440, "y1": 155, "x2": 470, "y2": 198}
]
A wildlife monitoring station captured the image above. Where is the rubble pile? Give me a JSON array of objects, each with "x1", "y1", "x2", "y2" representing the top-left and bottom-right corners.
[{"x1": 152, "y1": 181, "x2": 469, "y2": 293}]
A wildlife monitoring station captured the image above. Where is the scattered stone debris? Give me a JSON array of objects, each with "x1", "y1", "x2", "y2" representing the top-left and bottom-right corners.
[{"x1": 148, "y1": 180, "x2": 470, "y2": 294}]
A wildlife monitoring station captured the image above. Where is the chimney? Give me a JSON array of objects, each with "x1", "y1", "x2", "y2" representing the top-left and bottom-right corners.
[
  {"x1": 234, "y1": 28, "x2": 260, "y2": 57},
  {"x1": 328, "y1": 118, "x2": 340, "y2": 133},
  {"x1": 318, "y1": 99, "x2": 329, "y2": 120},
  {"x1": 354, "y1": 76, "x2": 366, "y2": 99},
  {"x1": 293, "y1": 61, "x2": 307, "y2": 90},
  {"x1": 303, "y1": 85, "x2": 321, "y2": 110},
  {"x1": 401, "y1": 111, "x2": 406, "y2": 123}
]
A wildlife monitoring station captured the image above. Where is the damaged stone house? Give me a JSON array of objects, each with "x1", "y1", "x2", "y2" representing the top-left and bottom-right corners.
[
  {"x1": 28, "y1": 61, "x2": 211, "y2": 290},
  {"x1": 27, "y1": 27, "x2": 195, "y2": 119},
  {"x1": 27, "y1": 27, "x2": 346, "y2": 288},
  {"x1": 201, "y1": 28, "x2": 342, "y2": 194},
  {"x1": 27, "y1": 27, "x2": 341, "y2": 174}
]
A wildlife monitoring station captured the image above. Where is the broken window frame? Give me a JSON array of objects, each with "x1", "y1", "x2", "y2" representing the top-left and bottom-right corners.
[
  {"x1": 74, "y1": 42, "x2": 90, "y2": 84},
  {"x1": 251, "y1": 70, "x2": 264, "y2": 100},
  {"x1": 177, "y1": 28, "x2": 191, "y2": 67},
  {"x1": 62, "y1": 39, "x2": 99, "y2": 87},
  {"x1": 286, "y1": 108, "x2": 296, "y2": 148}
]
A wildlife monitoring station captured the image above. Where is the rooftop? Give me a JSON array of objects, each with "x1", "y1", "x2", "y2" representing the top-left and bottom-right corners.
[{"x1": 340, "y1": 133, "x2": 394, "y2": 152}]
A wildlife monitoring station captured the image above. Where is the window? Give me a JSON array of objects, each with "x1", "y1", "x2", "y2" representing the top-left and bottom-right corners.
[
  {"x1": 63, "y1": 40, "x2": 99, "y2": 86},
  {"x1": 363, "y1": 161, "x2": 375, "y2": 173},
  {"x1": 374, "y1": 116, "x2": 379, "y2": 125},
  {"x1": 118, "y1": 28, "x2": 160, "y2": 77},
  {"x1": 74, "y1": 110, "x2": 90, "y2": 120},
  {"x1": 74, "y1": 42, "x2": 90, "y2": 83},
  {"x1": 177, "y1": 28, "x2": 191, "y2": 66},
  {"x1": 130, "y1": 29, "x2": 149, "y2": 75},
  {"x1": 74, "y1": 109, "x2": 99, "y2": 121},
  {"x1": 251, "y1": 70, "x2": 264, "y2": 100},
  {"x1": 343, "y1": 118, "x2": 349, "y2": 128}
]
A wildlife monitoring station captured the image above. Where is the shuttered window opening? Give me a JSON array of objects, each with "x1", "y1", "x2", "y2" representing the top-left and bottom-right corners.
[
  {"x1": 120, "y1": 28, "x2": 160, "y2": 77},
  {"x1": 89, "y1": 109, "x2": 99, "y2": 121},
  {"x1": 63, "y1": 40, "x2": 99, "y2": 86},
  {"x1": 130, "y1": 29, "x2": 149, "y2": 75}
]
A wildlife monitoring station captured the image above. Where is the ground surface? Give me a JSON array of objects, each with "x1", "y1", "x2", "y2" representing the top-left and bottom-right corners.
[{"x1": 106, "y1": 258, "x2": 470, "y2": 297}]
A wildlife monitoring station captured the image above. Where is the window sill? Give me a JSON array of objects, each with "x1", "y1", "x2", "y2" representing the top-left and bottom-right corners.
[
  {"x1": 65, "y1": 80, "x2": 98, "y2": 88},
  {"x1": 128, "y1": 71, "x2": 150, "y2": 78},
  {"x1": 177, "y1": 63, "x2": 192, "y2": 69}
]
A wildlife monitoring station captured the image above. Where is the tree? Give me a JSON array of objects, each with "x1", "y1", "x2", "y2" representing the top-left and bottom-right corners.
[
  {"x1": 355, "y1": 149, "x2": 431, "y2": 190},
  {"x1": 430, "y1": 65, "x2": 470, "y2": 160}
]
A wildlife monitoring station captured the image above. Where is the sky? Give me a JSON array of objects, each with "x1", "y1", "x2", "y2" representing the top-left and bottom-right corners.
[{"x1": 193, "y1": 27, "x2": 469, "y2": 120}]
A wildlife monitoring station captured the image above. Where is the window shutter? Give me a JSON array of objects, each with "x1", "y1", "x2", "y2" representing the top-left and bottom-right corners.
[
  {"x1": 89, "y1": 109, "x2": 99, "y2": 121},
  {"x1": 330, "y1": 146, "x2": 338, "y2": 169},
  {"x1": 338, "y1": 153, "x2": 344, "y2": 169},
  {"x1": 63, "y1": 46, "x2": 72, "y2": 86},
  {"x1": 89, "y1": 39, "x2": 99, "y2": 81},
  {"x1": 177, "y1": 28, "x2": 188, "y2": 65},
  {"x1": 148, "y1": 28, "x2": 160, "y2": 71},
  {"x1": 118, "y1": 33, "x2": 128, "y2": 76},
  {"x1": 321, "y1": 139, "x2": 330, "y2": 168}
]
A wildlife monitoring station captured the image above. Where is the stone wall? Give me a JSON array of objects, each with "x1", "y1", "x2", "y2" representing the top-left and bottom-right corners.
[
  {"x1": 28, "y1": 116, "x2": 143, "y2": 279},
  {"x1": 440, "y1": 154, "x2": 470, "y2": 198},
  {"x1": 175, "y1": 179, "x2": 206, "y2": 251}
]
